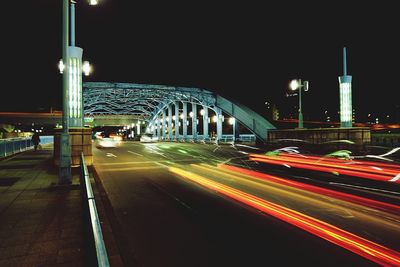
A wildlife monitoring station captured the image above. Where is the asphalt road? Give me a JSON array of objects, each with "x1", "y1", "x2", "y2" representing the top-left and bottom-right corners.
[{"x1": 92, "y1": 141, "x2": 398, "y2": 267}]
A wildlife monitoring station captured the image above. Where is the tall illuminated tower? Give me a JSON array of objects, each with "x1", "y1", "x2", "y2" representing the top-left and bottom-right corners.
[{"x1": 338, "y1": 47, "x2": 353, "y2": 128}]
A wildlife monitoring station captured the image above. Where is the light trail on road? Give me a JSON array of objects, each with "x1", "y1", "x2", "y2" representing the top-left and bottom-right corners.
[
  {"x1": 219, "y1": 164, "x2": 400, "y2": 215},
  {"x1": 169, "y1": 166, "x2": 400, "y2": 267},
  {"x1": 249, "y1": 153, "x2": 400, "y2": 183}
]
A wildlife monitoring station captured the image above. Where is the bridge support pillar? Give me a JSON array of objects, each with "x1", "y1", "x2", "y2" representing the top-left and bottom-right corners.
[
  {"x1": 156, "y1": 117, "x2": 160, "y2": 139},
  {"x1": 183, "y1": 102, "x2": 188, "y2": 140},
  {"x1": 234, "y1": 119, "x2": 240, "y2": 142},
  {"x1": 162, "y1": 109, "x2": 166, "y2": 140},
  {"x1": 192, "y1": 103, "x2": 197, "y2": 141},
  {"x1": 168, "y1": 105, "x2": 173, "y2": 140},
  {"x1": 175, "y1": 102, "x2": 179, "y2": 140},
  {"x1": 203, "y1": 106, "x2": 209, "y2": 140},
  {"x1": 151, "y1": 121, "x2": 156, "y2": 136},
  {"x1": 216, "y1": 107, "x2": 223, "y2": 141}
]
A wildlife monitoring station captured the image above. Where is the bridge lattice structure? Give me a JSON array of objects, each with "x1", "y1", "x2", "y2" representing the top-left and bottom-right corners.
[{"x1": 83, "y1": 82, "x2": 276, "y2": 142}]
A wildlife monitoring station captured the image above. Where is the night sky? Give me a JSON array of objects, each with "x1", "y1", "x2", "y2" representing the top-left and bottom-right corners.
[{"x1": 2, "y1": 1, "x2": 399, "y2": 122}]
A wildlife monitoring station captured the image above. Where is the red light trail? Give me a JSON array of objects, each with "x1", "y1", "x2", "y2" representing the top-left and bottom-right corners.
[
  {"x1": 170, "y1": 166, "x2": 400, "y2": 267},
  {"x1": 249, "y1": 153, "x2": 400, "y2": 184},
  {"x1": 219, "y1": 164, "x2": 400, "y2": 215}
]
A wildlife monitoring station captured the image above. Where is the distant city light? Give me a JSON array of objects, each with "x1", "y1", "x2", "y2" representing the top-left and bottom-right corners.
[
  {"x1": 229, "y1": 117, "x2": 235, "y2": 125},
  {"x1": 200, "y1": 109, "x2": 205, "y2": 116},
  {"x1": 189, "y1": 111, "x2": 194, "y2": 118}
]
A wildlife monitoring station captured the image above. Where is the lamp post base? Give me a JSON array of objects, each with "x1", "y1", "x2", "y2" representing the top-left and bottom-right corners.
[
  {"x1": 59, "y1": 167, "x2": 72, "y2": 185},
  {"x1": 298, "y1": 112, "x2": 304, "y2": 129},
  {"x1": 54, "y1": 128, "x2": 93, "y2": 167},
  {"x1": 59, "y1": 132, "x2": 72, "y2": 184}
]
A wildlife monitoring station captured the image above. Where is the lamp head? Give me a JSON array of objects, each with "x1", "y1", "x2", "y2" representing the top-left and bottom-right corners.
[
  {"x1": 289, "y1": 79, "x2": 300, "y2": 90},
  {"x1": 82, "y1": 61, "x2": 92, "y2": 76}
]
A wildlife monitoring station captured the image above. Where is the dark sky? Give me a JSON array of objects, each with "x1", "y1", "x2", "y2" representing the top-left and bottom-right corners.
[{"x1": 2, "y1": 1, "x2": 399, "y2": 122}]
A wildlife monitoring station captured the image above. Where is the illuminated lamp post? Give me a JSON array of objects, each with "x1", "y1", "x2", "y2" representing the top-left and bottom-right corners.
[
  {"x1": 289, "y1": 79, "x2": 309, "y2": 129},
  {"x1": 338, "y1": 47, "x2": 353, "y2": 128},
  {"x1": 59, "y1": 0, "x2": 71, "y2": 183},
  {"x1": 59, "y1": 0, "x2": 98, "y2": 184}
]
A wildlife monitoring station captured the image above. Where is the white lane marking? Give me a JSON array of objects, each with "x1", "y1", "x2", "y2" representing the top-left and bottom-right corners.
[
  {"x1": 329, "y1": 182, "x2": 400, "y2": 195},
  {"x1": 238, "y1": 151, "x2": 249, "y2": 155},
  {"x1": 148, "y1": 180, "x2": 193, "y2": 211},
  {"x1": 106, "y1": 153, "x2": 117, "y2": 158},
  {"x1": 128, "y1": 150, "x2": 143, "y2": 157},
  {"x1": 389, "y1": 173, "x2": 400, "y2": 182}
]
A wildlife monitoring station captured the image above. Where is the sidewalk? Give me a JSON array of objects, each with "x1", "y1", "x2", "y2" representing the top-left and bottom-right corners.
[{"x1": 0, "y1": 145, "x2": 85, "y2": 266}]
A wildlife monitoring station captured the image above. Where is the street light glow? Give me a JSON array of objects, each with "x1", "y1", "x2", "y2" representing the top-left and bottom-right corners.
[
  {"x1": 82, "y1": 61, "x2": 91, "y2": 76},
  {"x1": 89, "y1": 0, "x2": 98, "y2": 5},
  {"x1": 290, "y1": 79, "x2": 300, "y2": 90},
  {"x1": 229, "y1": 117, "x2": 235, "y2": 125},
  {"x1": 58, "y1": 59, "x2": 65, "y2": 74}
]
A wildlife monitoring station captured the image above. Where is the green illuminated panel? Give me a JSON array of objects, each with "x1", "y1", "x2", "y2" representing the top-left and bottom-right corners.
[
  {"x1": 340, "y1": 82, "x2": 352, "y2": 127},
  {"x1": 69, "y1": 57, "x2": 82, "y2": 121}
]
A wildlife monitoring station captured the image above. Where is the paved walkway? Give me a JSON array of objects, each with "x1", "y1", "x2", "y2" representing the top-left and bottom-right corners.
[
  {"x1": 0, "y1": 145, "x2": 85, "y2": 266},
  {"x1": 0, "y1": 145, "x2": 123, "y2": 266}
]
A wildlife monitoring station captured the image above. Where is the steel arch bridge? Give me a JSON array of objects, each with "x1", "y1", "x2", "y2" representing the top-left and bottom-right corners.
[{"x1": 83, "y1": 82, "x2": 276, "y2": 142}]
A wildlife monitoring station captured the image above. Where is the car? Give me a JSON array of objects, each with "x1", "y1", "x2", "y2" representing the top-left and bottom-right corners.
[
  {"x1": 95, "y1": 133, "x2": 122, "y2": 148},
  {"x1": 140, "y1": 133, "x2": 158, "y2": 143}
]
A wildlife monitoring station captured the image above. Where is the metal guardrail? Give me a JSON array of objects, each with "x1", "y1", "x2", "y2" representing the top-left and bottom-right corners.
[
  {"x1": 0, "y1": 136, "x2": 54, "y2": 158},
  {"x1": 80, "y1": 153, "x2": 110, "y2": 267},
  {"x1": 219, "y1": 134, "x2": 256, "y2": 143},
  {"x1": 158, "y1": 134, "x2": 256, "y2": 143}
]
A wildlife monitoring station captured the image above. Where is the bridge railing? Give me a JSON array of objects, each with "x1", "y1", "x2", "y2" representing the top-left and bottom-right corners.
[
  {"x1": 159, "y1": 134, "x2": 256, "y2": 144},
  {"x1": 0, "y1": 135, "x2": 54, "y2": 158},
  {"x1": 218, "y1": 134, "x2": 256, "y2": 143},
  {"x1": 80, "y1": 152, "x2": 110, "y2": 267}
]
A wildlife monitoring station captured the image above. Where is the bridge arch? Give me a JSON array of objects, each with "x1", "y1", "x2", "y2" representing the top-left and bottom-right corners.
[{"x1": 83, "y1": 82, "x2": 276, "y2": 142}]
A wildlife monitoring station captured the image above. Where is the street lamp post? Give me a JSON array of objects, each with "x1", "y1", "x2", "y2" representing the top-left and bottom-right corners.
[
  {"x1": 59, "y1": 0, "x2": 71, "y2": 184},
  {"x1": 289, "y1": 79, "x2": 309, "y2": 129},
  {"x1": 59, "y1": 0, "x2": 97, "y2": 184}
]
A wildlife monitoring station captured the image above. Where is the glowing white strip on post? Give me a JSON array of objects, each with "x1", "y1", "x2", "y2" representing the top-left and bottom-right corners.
[
  {"x1": 69, "y1": 57, "x2": 73, "y2": 118},
  {"x1": 69, "y1": 57, "x2": 82, "y2": 119},
  {"x1": 340, "y1": 82, "x2": 352, "y2": 125}
]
